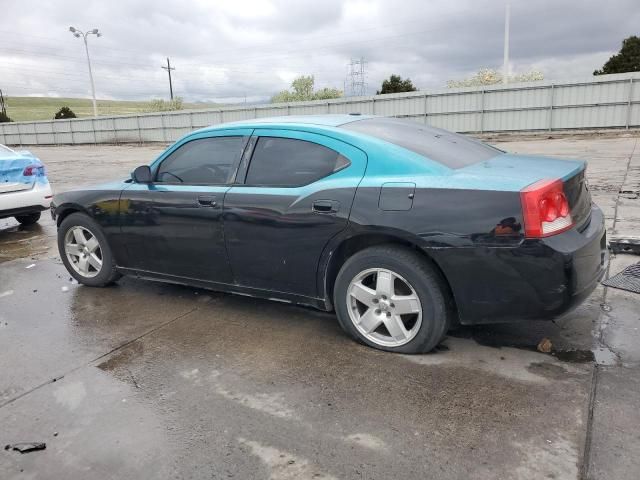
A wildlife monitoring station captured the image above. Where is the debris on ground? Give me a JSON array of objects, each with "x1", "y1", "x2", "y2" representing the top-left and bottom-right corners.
[
  {"x1": 609, "y1": 237, "x2": 640, "y2": 255},
  {"x1": 602, "y1": 262, "x2": 640, "y2": 294},
  {"x1": 25, "y1": 264, "x2": 36, "y2": 269},
  {"x1": 61, "y1": 286, "x2": 69, "y2": 292},
  {"x1": 4, "y1": 442, "x2": 46, "y2": 454},
  {"x1": 537, "y1": 338, "x2": 553, "y2": 353},
  {"x1": 0, "y1": 290, "x2": 14, "y2": 298}
]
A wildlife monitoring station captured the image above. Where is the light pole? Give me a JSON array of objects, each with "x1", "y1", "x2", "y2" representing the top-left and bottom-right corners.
[
  {"x1": 502, "y1": 0, "x2": 511, "y2": 84},
  {"x1": 69, "y1": 26, "x2": 101, "y2": 116}
]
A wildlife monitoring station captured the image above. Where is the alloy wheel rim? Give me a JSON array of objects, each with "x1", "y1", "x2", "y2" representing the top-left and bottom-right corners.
[
  {"x1": 64, "y1": 226, "x2": 103, "y2": 278},
  {"x1": 346, "y1": 268, "x2": 422, "y2": 347}
]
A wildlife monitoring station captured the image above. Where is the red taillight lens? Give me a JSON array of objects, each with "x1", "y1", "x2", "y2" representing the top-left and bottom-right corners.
[
  {"x1": 22, "y1": 164, "x2": 44, "y2": 176},
  {"x1": 520, "y1": 179, "x2": 573, "y2": 238}
]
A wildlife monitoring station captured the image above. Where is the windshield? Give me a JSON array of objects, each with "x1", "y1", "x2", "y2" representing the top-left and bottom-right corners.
[{"x1": 342, "y1": 117, "x2": 502, "y2": 169}]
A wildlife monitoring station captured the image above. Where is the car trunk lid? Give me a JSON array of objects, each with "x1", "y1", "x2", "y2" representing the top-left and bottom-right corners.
[
  {"x1": 457, "y1": 153, "x2": 592, "y2": 229},
  {"x1": 0, "y1": 157, "x2": 37, "y2": 194}
]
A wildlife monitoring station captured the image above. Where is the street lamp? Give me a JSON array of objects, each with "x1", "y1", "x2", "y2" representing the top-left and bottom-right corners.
[{"x1": 69, "y1": 26, "x2": 101, "y2": 117}]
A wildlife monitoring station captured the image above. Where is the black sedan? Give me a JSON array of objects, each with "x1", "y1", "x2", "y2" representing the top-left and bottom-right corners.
[{"x1": 52, "y1": 115, "x2": 607, "y2": 353}]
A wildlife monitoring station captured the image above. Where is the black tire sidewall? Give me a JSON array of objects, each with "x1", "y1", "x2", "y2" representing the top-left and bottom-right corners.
[
  {"x1": 57, "y1": 212, "x2": 117, "y2": 287},
  {"x1": 15, "y1": 212, "x2": 41, "y2": 225},
  {"x1": 334, "y1": 247, "x2": 448, "y2": 354}
]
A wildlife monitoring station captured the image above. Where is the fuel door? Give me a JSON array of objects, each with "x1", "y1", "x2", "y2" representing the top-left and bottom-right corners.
[{"x1": 379, "y1": 182, "x2": 416, "y2": 211}]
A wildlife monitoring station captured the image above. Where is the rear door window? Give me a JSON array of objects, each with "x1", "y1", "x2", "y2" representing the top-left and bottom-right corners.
[
  {"x1": 156, "y1": 136, "x2": 245, "y2": 184},
  {"x1": 245, "y1": 137, "x2": 349, "y2": 187},
  {"x1": 342, "y1": 117, "x2": 501, "y2": 169}
]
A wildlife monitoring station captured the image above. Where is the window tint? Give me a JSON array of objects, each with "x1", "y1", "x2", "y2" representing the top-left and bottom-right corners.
[
  {"x1": 156, "y1": 136, "x2": 245, "y2": 184},
  {"x1": 245, "y1": 137, "x2": 349, "y2": 187},
  {"x1": 342, "y1": 117, "x2": 502, "y2": 169}
]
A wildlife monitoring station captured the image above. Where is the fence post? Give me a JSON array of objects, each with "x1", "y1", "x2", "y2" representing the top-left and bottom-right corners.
[
  {"x1": 69, "y1": 119, "x2": 75, "y2": 144},
  {"x1": 112, "y1": 117, "x2": 118, "y2": 144},
  {"x1": 326, "y1": 102, "x2": 330, "y2": 114},
  {"x1": 423, "y1": 94, "x2": 428, "y2": 124},
  {"x1": 17, "y1": 122, "x2": 23, "y2": 146},
  {"x1": 626, "y1": 78, "x2": 633, "y2": 130},
  {"x1": 136, "y1": 115, "x2": 142, "y2": 144},
  {"x1": 92, "y1": 118, "x2": 97, "y2": 144},
  {"x1": 372, "y1": 97, "x2": 376, "y2": 115},
  {"x1": 548, "y1": 84, "x2": 555, "y2": 131},
  {"x1": 480, "y1": 89, "x2": 485, "y2": 133},
  {"x1": 160, "y1": 114, "x2": 167, "y2": 143}
]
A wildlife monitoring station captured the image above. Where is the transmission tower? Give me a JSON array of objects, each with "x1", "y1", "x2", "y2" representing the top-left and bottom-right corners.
[{"x1": 346, "y1": 57, "x2": 367, "y2": 97}]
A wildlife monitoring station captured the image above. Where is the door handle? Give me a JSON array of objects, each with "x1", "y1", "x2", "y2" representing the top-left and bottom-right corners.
[
  {"x1": 312, "y1": 200, "x2": 339, "y2": 214},
  {"x1": 197, "y1": 195, "x2": 218, "y2": 207}
]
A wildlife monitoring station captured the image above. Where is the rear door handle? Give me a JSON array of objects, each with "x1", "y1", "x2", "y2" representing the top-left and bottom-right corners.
[
  {"x1": 197, "y1": 195, "x2": 218, "y2": 207},
  {"x1": 312, "y1": 200, "x2": 340, "y2": 214}
]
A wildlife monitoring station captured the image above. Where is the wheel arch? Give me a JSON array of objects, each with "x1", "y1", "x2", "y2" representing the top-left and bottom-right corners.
[
  {"x1": 320, "y1": 231, "x2": 458, "y2": 318},
  {"x1": 55, "y1": 203, "x2": 90, "y2": 226}
]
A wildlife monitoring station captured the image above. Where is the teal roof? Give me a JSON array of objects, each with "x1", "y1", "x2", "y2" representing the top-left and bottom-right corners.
[{"x1": 204, "y1": 114, "x2": 374, "y2": 131}]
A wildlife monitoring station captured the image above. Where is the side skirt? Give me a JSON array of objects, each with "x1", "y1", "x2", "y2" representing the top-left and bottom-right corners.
[{"x1": 116, "y1": 267, "x2": 329, "y2": 311}]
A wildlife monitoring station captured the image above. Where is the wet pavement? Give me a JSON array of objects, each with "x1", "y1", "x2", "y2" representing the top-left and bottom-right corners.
[{"x1": 1, "y1": 137, "x2": 639, "y2": 479}]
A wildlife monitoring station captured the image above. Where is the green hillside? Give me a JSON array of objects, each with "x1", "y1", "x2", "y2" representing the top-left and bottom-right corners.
[{"x1": 2, "y1": 97, "x2": 221, "y2": 122}]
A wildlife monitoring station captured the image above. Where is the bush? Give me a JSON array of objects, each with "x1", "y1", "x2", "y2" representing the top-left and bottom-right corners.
[
  {"x1": 0, "y1": 111, "x2": 12, "y2": 123},
  {"x1": 54, "y1": 106, "x2": 77, "y2": 120},
  {"x1": 145, "y1": 98, "x2": 184, "y2": 112}
]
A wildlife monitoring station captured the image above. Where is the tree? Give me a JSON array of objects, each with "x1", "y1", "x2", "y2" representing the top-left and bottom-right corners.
[
  {"x1": 446, "y1": 68, "x2": 543, "y2": 88},
  {"x1": 54, "y1": 106, "x2": 77, "y2": 120},
  {"x1": 377, "y1": 75, "x2": 417, "y2": 94},
  {"x1": 594, "y1": 36, "x2": 640, "y2": 75},
  {"x1": 0, "y1": 111, "x2": 11, "y2": 123},
  {"x1": 271, "y1": 75, "x2": 342, "y2": 103}
]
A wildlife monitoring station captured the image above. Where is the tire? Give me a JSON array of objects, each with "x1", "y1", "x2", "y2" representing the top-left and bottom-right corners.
[
  {"x1": 15, "y1": 212, "x2": 41, "y2": 225},
  {"x1": 334, "y1": 245, "x2": 450, "y2": 354},
  {"x1": 57, "y1": 212, "x2": 121, "y2": 287}
]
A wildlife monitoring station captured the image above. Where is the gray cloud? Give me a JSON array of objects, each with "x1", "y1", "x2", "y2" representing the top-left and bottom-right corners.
[{"x1": 2, "y1": 0, "x2": 638, "y2": 103}]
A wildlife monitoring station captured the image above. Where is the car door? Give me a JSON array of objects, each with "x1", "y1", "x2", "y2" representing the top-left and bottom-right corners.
[
  {"x1": 119, "y1": 130, "x2": 251, "y2": 283},
  {"x1": 223, "y1": 129, "x2": 367, "y2": 299}
]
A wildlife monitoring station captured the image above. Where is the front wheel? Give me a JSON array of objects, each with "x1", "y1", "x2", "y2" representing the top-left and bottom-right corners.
[
  {"x1": 334, "y1": 245, "x2": 450, "y2": 354},
  {"x1": 57, "y1": 212, "x2": 121, "y2": 286}
]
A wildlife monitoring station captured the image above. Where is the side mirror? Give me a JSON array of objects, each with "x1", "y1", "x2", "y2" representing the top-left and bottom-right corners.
[{"x1": 132, "y1": 165, "x2": 152, "y2": 183}]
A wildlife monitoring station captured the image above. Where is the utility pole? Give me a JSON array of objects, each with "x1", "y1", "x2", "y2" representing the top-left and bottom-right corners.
[
  {"x1": 69, "y1": 27, "x2": 101, "y2": 117},
  {"x1": 162, "y1": 58, "x2": 175, "y2": 100},
  {"x1": 503, "y1": 0, "x2": 511, "y2": 84}
]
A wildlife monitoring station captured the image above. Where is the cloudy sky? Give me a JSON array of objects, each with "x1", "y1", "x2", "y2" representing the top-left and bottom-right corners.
[{"x1": 2, "y1": 0, "x2": 638, "y2": 103}]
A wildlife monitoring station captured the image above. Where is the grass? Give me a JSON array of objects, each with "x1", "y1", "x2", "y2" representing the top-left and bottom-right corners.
[{"x1": 2, "y1": 97, "x2": 222, "y2": 122}]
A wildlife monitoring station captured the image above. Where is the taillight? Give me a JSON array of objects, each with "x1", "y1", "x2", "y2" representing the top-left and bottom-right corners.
[
  {"x1": 22, "y1": 165, "x2": 44, "y2": 176},
  {"x1": 520, "y1": 179, "x2": 573, "y2": 238}
]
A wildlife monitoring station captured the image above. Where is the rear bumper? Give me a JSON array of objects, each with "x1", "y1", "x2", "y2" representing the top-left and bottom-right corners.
[
  {"x1": 433, "y1": 204, "x2": 608, "y2": 325},
  {"x1": 0, "y1": 181, "x2": 52, "y2": 219}
]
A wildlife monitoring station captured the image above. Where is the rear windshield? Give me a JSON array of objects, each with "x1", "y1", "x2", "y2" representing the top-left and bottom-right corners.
[
  {"x1": 342, "y1": 117, "x2": 501, "y2": 169},
  {"x1": 0, "y1": 145, "x2": 15, "y2": 155}
]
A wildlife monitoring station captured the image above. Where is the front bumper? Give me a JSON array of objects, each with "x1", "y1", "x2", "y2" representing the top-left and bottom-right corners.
[
  {"x1": 0, "y1": 181, "x2": 53, "y2": 219},
  {"x1": 434, "y1": 204, "x2": 608, "y2": 325}
]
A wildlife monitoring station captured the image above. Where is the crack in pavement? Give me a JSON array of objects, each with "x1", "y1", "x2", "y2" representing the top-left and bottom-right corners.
[{"x1": 0, "y1": 306, "x2": 200, "y2": 409}]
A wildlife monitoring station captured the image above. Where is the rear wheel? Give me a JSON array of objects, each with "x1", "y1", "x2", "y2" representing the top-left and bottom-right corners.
[
  {"x1": 15, "y1": 212, "x2": 41, "y2": 225},
  {"x1": 334, "y1": 245, "x2": 450, "y2": 353},
  {"x1": 57, "y1": 213, "x2": 121, "y2": 286}
]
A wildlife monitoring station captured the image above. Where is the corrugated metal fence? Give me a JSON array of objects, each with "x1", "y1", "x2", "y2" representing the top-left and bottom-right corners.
[{"x1": 2, "y1": 72, "x2": 639, "y2": 146}]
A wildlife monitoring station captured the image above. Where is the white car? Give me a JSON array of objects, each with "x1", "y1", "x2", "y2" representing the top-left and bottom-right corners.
[{"x1": 0, "y1": 144, "x2": 52, "y2": 225}]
